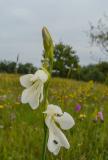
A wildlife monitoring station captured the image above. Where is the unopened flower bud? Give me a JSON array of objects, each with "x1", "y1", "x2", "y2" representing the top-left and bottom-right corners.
[{"x1": 42, "y1": 27, "x2": 54, "y2": 62}]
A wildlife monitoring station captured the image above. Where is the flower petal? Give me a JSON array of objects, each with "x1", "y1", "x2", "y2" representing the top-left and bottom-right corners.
[
  {"x1": 21, "y1": 88, "x2": 30, "y2": 103},
  {"x1": 51, "y1": 123, "x2": 70, "y2": 149},
  {"x1": 29, "y1": 91, "x2": 40, "y2": 109},
  {"x1": 47, "y1": 129, "x2": 61, "y2": 155},
  {"x1": 32, "y1": 70, "x2": 48, "y2": 83},
  {"x1": 53, "y1": 146, "x2": 61, "y2": 155},
  {"x1": 21, "y1": 81, "x2": 43, "y2": 109},
  {"x1": 45, "y1": 104, "x2": 63, "y2": 117},
  {"x1": 20, "y1": 74, "x2": 33, "y2": 88},
  {"x1": 55, "y1": 112, "x2": 75, "y2": 130},
  {"x1": 45, "y1": 116, "x2": 52, "y2": 128},
  {"x1": 28, "y1": 82, "x2": 43, "y2": 109}
]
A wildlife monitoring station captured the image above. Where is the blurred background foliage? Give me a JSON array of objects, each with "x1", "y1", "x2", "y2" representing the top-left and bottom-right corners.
[{"x1": 1, "y1": 42, "x2": 108, "y2": 84}]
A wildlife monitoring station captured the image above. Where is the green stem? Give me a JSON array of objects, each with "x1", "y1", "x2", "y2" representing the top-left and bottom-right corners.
[
  {"x1": 41, "y1": 122, "x2": 48, "y2": 160},
  {"x1": 41, "y1": 83, "x2": 49, "y2": 160},
  {"x1": 41, "y1": 54, "x2": 53, "y2": 160}
]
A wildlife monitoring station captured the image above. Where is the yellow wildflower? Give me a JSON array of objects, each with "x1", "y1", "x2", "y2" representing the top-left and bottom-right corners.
[{"x1": 0, "y1": 105, "x2": 4, "y2": 109}]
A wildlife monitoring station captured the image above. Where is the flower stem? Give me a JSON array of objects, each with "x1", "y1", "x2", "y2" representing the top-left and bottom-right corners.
[
  {"x1": 41, "y1": 121, "x2": 48, "y2": 160},
  {"x1": 41, "y1": 83, "x2": 49, "y2": 160}
]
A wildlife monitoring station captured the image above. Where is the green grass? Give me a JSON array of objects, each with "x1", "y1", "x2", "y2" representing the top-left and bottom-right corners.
[{"x1": 0, "y1": 74, "x2": 108, "y2": 160}]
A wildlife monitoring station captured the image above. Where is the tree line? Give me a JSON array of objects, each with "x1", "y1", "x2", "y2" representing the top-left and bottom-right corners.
[
  {"x1": 0, "y1": 60, "x2": 37, "y2": 74},
  {"x1": 73, "y1": 62, "x2": 108, "y2": 84},
  {"x1": 1, "y1": 60, "x2": 108, "y2": 84},
  {"x1": 1, "y1": 42, "x2": 108, "y2": 84}
]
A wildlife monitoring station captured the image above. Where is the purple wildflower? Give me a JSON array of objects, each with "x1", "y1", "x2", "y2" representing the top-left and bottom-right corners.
[
  {"x1": 93, "y1": 111, "x2": 104, "y2": 123},
  {"x1": 98, "y1": 112, "x2": 104, "y2": 122},
  {"x1": 75, "y1": 104, "x2": 81, "y2": 112}
]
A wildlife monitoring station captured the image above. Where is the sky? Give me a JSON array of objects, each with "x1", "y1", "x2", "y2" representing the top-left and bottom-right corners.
[{"x1": 0, "y1": 0, "x2": 108, "y2": 67}]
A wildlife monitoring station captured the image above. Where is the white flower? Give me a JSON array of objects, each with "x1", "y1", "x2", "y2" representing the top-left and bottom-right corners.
[
  {"x1": 44, "y1": 104, "x2": 75, "y2": 155},
  {"x1": 20, "y1": 69, "x2": 48, "y2": 109}
]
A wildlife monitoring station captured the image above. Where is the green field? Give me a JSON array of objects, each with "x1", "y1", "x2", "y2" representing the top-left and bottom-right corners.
[{"x1": 0, "y1": 74, "x2": 108, "y2": 160}]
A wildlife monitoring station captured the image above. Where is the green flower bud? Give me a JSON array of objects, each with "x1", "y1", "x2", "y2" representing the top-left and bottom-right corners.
[{"x1": 42, "y1": 27, "x2": 54, "y2": 62}]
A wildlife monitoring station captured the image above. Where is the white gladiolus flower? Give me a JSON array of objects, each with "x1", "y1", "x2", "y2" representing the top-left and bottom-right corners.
[
  {"x1": 44, "y1": 104, "x2": 75, "y2": 155},
  {"x1": 20, "y1": 69, "x2": 48, "y2": 109}
]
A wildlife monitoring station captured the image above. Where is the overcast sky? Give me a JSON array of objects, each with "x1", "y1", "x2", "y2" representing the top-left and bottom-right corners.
[{"x1": 0, "y1": 0, "x2": 108, "y2": 67}]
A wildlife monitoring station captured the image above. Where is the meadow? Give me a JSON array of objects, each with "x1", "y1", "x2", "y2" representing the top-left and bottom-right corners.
[{"x1": 0, "y1": 74, "x2": 108, "y2": 160}]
